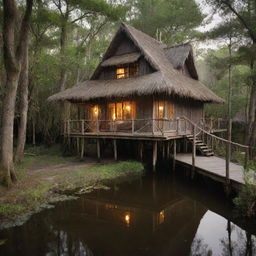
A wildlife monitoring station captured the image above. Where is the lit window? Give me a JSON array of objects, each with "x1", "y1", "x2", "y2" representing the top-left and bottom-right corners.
[
  {"x1": 116, "y1": 63, "x2": 138, "y2": 79},
  {"x1": 91, "y1": 104, "x2": 99, "y2": 120},
  {"x1": 108, "y1": 103, "x2": 116, "y2": 120},
  {"x1": 116, "y1": 67, "x2": 128, "y2": 79},
  {"x1": 108, "y1": 102, "x2": 135, "y2": 121},
  {"x1": 116, "y1": 103, "x2": 123, "y2": 120},
  {"x1": 123, "y1": 101, "x2": 133, "y2": 120},
  {"x1": 169, "y1": 103, "x2": 174, "y2": 118},
  {"x1": 158, "y1": 101, "x2": 165, "y2": 118}
]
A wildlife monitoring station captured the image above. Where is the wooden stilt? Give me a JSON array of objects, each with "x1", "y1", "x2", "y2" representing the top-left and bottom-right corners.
[
  {"x1": 152, "y1": 141, "x2": 157, "y2": 172},
  {"x1": 139, "y1": 141, "x2": 143, "y2": 161},
  {"x1": 167, "y1": 141, "x2": 170, "y2": 160},
  {"x1": 172, "y1": 139, "x2": 176, "y2": 170},
  {"x1": 80, "y1": 138, "x2": 84, "y2": 159},
  {"x1": 162, "y1": 142, "x2": 165, "y2": 159},
  {"x1": 77, "y1": 137, "x2": 80, "y2": 156},
  {"x1": 97, "y1": 139, "x2": 101, "y2": 162},
  {"x1": 191, "y1": 126, "x2": 196, "y2": 179},
  {"x1": 113, "y1": 139, "x2": 117, "y2": 161}
]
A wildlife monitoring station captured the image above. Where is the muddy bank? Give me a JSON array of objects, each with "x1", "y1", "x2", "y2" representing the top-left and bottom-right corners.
[{"x1": 0, "y1": 154, "x2": 144, "y2": 230}]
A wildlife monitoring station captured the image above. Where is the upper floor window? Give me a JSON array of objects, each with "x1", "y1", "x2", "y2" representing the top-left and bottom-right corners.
[{"x1": 116, "y1": 63, "x2": 139, "y2": 79}]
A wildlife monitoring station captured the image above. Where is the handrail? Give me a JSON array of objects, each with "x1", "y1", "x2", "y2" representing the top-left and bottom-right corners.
[{"x1": 182, "y1": 116, "x2": 251, "y2": 149}]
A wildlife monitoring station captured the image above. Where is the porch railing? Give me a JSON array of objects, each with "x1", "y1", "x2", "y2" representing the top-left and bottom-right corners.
[{"x1": 64, "y1": 117, "x2": 226, "y2": 136}]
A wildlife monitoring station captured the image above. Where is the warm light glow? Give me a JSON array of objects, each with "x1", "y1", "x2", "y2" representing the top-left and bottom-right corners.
[
  {"x1": 93, "y1": 105, "x2": 98, "y2": 116},
  {"x1": 124, "y1": 213, "x2": 130, "y2": 226},
  {"x1": 159, "y1": 106, "x2": 164, "y2": 111},
  {"x1": 112, "y1": 113, "x2": 116, "y2": 120},
  {"x1": 116, "y1": 68, "x2": 125, "y2": 79},
  {"x1": 159, "y1": 210, "x2": 165, "y2": 224},
  {"x1": 125, "y1": 105, "x2": 131, "y2": 112}
]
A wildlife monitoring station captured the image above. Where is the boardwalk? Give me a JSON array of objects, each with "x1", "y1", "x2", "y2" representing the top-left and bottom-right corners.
[{"x1": 176, "y1": 153, "x2": 254, "y2": 189}]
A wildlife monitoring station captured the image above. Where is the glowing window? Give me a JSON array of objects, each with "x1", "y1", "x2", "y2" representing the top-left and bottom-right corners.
[
  {"x1": 169, "y1": 103, "x2": 174, "y2": 118},
  {"x1": 123, "y1": 101, "x2": 133, "y2": 120},
  {"x1": 158, "y1": 101, "x2": 165, "y2": 118},
  {"x1": 108, "y1": 103, "x2": 116, "y2": 120},
  {"x1": 91, "y1": 104, "x2": 99, "y2": 120},
  {"x1": 116, "y1": 103, "x2": 123, "y2": 120},
  {"x1": 116, "y1": 67, "x2": 129, "y2": 79}
]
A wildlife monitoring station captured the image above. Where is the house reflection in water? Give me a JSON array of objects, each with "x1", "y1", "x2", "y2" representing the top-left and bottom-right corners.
[{"x1": 1, "y1": 174, "x2": 256, "y2": 256}]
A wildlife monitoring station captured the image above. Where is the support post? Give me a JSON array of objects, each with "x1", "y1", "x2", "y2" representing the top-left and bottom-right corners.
[
  {"x1": 80, "y1": 138, "x2": 85, "y2": 159},
  {"x1": 132, "y1": 119, "x2": 135, "y2": 134},
  {"x1": 177, "y1": 118, "x2": 180, "y2": 135},
  {"x1": 167, "y1": 141, "x2": 170, "y2": 160},
  {"x1": 162, "y1": 142, "x2": 165, "y2": 159},
  {"x1": 113, "y1": 139, "x2": 117, "y2": 161},
  {"x1": 97, "y1": 139, "x2": 101, "y2": 162},
  {"x1": 225, "y1": 118, "x2": 232, "y2": 187},
  {"x1": 139, "y1": 141, "x2": 143, "y2": 161},
  {"x1": 191, "y1": 125, "x2": 196, "y2": 178},
  {"x1": 152, "y1": 141, "x2": 157, "y2": 172},
  {"x1": 81, "y1": 120, "x2": 84, "y2": 135},
  {"x1": 172, "y1": 139, "x2": 176, "y2": 170},
  {"x1": 244, "y1": 147, "x2": 249, "y2": 170}
]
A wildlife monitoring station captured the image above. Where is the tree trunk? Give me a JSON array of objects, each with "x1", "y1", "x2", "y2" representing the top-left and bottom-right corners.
[
  {"x1": 0, "y1": 0, "x2": 33, "y2": 186},
  {"x1": 246, "y1": 60, "x2": 256, "y2": 153},
  {"x1": 14, "y1": 44, "x2": 29, "y2": 163},
  {"x1": 59, "y1": 20, "x2": 68, "y2": 91},
  {"x1": 0, "y1": 73, "x2": 19, "y2": 186}
]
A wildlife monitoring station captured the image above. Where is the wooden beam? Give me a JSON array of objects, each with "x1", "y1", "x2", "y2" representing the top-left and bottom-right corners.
[
  {"x1": 97, "y1": 139, "x2": 101, "y2": 162},
  {"x1": 191, "y1": 126, "x2": 196, "y2": 178},
  {"x1": 173, "y1": 139, "x2": 176, "y2": 170},
  {"x1": 139, "y1": 141, "x2": 143, "y2": 161},
  {"x1": 113, "y1": 139, "x2": 117, "y2": 161},
  {"x1": 80, "y1": 138, "x2": 85, "y2": 159},
  {"x1": 153, "y1": 141, "x2": 157, "y2": 172},
  {"x1": 167, "y1": 141, "x2": 170, "y2": 160}
]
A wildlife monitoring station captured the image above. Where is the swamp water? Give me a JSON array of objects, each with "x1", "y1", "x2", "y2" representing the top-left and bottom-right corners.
[{"x1": 0, "y1": 167, "x2": 256, "y2": 256}]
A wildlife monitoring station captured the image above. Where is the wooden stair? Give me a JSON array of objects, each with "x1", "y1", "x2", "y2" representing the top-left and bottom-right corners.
[{"x1": 186, "y1": 135, "x2": 214, "y2": 157}]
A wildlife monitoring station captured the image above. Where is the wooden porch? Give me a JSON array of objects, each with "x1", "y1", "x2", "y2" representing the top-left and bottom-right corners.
[{"x1": 64, "y1": 117, "x2": 227, "y2": 140}]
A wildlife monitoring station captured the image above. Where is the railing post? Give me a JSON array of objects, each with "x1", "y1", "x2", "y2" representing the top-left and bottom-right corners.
[
  {"x1": 81, "y1": 120, "x2": 84, "y2": 135},
  {"x1": 244, "y1": 147, "x2": 249, "y2": 170},
  {"x1": 218, "y1": 118, "x2": 221, "y2": 130},
  {"x1": 132, "y1": 119, "x2": 135, "y2": 134},
  {"x1": 210, "y1": 117, "x2": 213, "y2": 132},
  {"x1": 177, "y1": 118, "x2": 180, "y2": 135},
  {"x1": 225, "y1": 141, "x2": 231, "y2": 186},
  {"x1": 67, "y1": 120, "x2": 70, "y2": 135},
  {"x1": 192, "y1": 125, "x2": 196, "y2": 178}
]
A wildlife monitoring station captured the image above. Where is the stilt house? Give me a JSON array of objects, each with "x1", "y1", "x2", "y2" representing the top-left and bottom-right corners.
[{"x1": 48, "y1": 23, "x2": 225, "y2": 164}]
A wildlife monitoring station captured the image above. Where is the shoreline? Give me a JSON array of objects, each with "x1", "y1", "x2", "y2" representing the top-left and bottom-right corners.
[{"x1": 0, "y1": 154, "x2": 144, "y2": 230}]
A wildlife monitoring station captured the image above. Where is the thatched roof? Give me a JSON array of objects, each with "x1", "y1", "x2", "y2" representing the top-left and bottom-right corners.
[
  {"x1": 101, "y1": 52, "x2": 141, "y2": 67},
  {"x1": 164, "y1": 44, "x2": 198, "y2": 79},
  {"x1": 48, "y1": 23, "x2": 224, "y2": 104}
]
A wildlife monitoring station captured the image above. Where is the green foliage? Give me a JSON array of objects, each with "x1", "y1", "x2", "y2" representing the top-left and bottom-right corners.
[
  {"x1": 130, "y1": 0, "x2": 203, "y2": 44},
  {"x1": 88, "y1": 161, "x2": 144, "y2": 177},
  {"x1": 234, "y1": 181, "x2": 256, "y2": 217},
  {"x1": 21, "y1": 184, "x2": 50, "y2": 204},
  {"x1": 0, "y1": 203, "x2": 25, "y2": 217}
]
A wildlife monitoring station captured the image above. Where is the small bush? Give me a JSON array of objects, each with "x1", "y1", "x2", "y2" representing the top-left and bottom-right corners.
[
  {"x1": 0, "y1": 203, "x2": 25, "y2": 217},
  {"x1": 234, "y1": 182, "x2": 256, "y2": 217}
]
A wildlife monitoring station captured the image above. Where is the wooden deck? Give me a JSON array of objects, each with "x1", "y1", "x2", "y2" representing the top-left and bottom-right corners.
[
  {"x1": 67, "y1": 131, "x2": 186, "y2": 141},
  {"x1": 176, "y1": 153, "x2": 255, "y2": 189}
]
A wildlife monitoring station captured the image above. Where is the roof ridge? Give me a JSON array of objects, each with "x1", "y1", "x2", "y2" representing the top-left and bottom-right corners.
[{"x1": 164, "y1": 42, "x2": 192, "y2": 49}]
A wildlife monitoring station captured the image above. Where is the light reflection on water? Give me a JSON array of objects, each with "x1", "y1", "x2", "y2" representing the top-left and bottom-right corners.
[{"x1": 0, "y1": 172, "x2": 256, "y2": 256}]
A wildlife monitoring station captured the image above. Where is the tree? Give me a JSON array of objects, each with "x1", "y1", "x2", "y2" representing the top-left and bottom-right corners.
[
  {"x1": 0, "y1": 0, "x2": 33, "y2": 186},
  {"x1": 205, "y1": 0, "x2": 256, "y2": 154},
  {"x1": 129, "y1": 0, "x2": 203, "y2": 44}
]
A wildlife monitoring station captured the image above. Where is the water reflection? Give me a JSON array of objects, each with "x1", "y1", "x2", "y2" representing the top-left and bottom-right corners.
[{"x1": 0, "y1": 173, "x2": 256, "y2": 256}]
